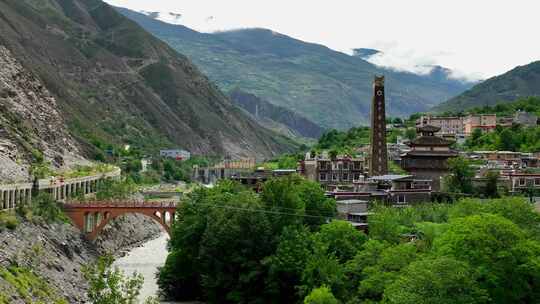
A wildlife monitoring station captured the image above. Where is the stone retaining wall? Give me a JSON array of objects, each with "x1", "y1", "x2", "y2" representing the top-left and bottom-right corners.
[{"x1": 0, "y1": 168, "x2": 121, "y2": 211}]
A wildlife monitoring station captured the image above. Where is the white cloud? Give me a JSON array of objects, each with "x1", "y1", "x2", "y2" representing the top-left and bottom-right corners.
[{"x1": 105, "y1": 0, "x2": 540, "y2": 80}]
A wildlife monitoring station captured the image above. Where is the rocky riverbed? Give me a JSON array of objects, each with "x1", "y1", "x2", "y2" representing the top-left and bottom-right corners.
[{"x1": 0, "y1": 214, "x2": 161, "y2": 303}]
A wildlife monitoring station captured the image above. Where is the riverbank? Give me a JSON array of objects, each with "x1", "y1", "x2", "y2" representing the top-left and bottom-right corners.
[{"x1": 0, "y1": 213, "x2": 161, "y2": 303}]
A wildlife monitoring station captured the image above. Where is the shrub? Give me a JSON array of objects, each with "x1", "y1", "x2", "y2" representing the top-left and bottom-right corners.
[
  {"x1": 28, "y1": 193, "x2": 69, "y2": 224},
  {"x1": 0, "y1": 211, "x2": 19, "y2": 231}
]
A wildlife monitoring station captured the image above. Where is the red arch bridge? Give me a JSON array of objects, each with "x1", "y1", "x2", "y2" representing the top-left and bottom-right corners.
[{"x1": 63, "y1": 201, "x2": 177, "y2": 241}]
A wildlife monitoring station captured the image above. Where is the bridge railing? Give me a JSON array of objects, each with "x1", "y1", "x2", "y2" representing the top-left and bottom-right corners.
[{"x1": 63, "y1": 201, "x2": 177, "y2": 208}]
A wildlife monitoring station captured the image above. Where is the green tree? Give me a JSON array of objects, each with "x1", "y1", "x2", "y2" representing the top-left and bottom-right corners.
[
  {"x1": 297, "y1": 180, "x2": 337, "y2": 229},
  {"x1": 392, "y1": 117, "x2": 403, "y2": 125},
  {"x1": 357, "y1": 243, "x2": 417, "y2": 302},
  {"x1": 96, "y1": 179, "x2": 137, "y2": 200},
  {"x1": 443, "y1": 156, "x2": 474, "y2": 194},
  {"x1": 434, "y1": 214, "x2": 538, "y2": 303},
  {"x1": 82, "y1": 255, "x2": 144, "y2": 304},
  {"x1": 384, "y1": 257, "x2": 489, "y2": 304},
  {"x1": 304, "y1": 286, "x2": 339, "y2": 304},
  {"x1": 198, "y1": 191, "x2": 274, "y2": 303},
  {"x1": 300, "y1": 241, "x2": 346, "y2": 300},
  {"x1": 25, "y1": 193, "x2": 69, "y2": 223},
  {"x1": 483, "y1": 171, "x2": 500, "y2": 198},
  {"x1": 316, "y1": 220, "x2": 367, "y2": 263},
  {"x1": 266, "y1": 226, "x2": 314, "y2": 302},
  {"x1": 261, "y1": 176, "x2": 305, "y2": 234},
  {"x1": 498, "y1": 128, "x2": 517, "y2": 151},
  {"x1": 277, "y1": 154, "x2": 300, "y2": 169},
  {"x1": 404, "y1": 128, "x2": 416, "y2": 141},
  {"x1": 159, "y1": 182, "x2": 277, "y2": 303},
  {"x1": 471, "y1": 128, "x2": 483, "y2": 142}
]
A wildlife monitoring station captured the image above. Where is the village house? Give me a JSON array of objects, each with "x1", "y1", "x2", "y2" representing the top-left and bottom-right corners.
[
  {"x1": 160, "y1": 149, "x2": 191, "y2": 160},
  {"x1": 325, "y1": 174, "x2": 432, "y2": 206},
  {"x1": 192, "y1": 158, "x2": 256, "y2": 184},
  {"x1": 416, "y1": 115, "x2": 464, "y2": 136},
  {"x1": 336, "y1": 199, "x2": 370, "y2": 231},
  {"x1": 299, "y1": 152, "x2": 366, "y2": 190},
  {"x1": 505, "y1": 172, "x2": 540, "y2": 193},
  {"x1": 514, "y1": 111, "x2": 538, "y2": 127},
  {"x1": 463, "y1": 114, "x2": 497, "y2": 135}
]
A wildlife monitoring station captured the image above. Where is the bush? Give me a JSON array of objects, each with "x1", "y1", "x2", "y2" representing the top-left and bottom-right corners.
[
  {"x1": 304, "y1": 286, "x2": 339, "y2": 304},
  {"x1": 96, "y1": 179, "x2": 137, "y2": 200},
  {"x1": 27, "y1": 193, "x2": 69, "y2": 223},
  {"x1": 83, "y1": 255, "x2": 150, "y2": 304},
  {"x1": 0, "y1": 211, "x2": 19, "y2": 231}
]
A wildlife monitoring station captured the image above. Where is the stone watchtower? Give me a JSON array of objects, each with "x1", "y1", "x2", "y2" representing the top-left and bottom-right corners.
[{"x1": 369, "y1": 76, "x2": 388, "y2": 176}]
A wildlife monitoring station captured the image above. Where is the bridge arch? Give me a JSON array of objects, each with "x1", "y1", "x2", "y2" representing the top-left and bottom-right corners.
[{"x1": 63, "y1": 202, "x2": 177, "y2": 241}]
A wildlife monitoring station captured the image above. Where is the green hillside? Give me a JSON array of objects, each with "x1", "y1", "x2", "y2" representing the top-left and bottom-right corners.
[
  {"x1": 229, "y1": 88, "x2": 325, "y2": 139},
  {"x1": 116, "y1": 8, "x2": 474, "y2": 130},
  {"x1": 0, "y1": 0, "x2": 297, "y2": 158},
  {"x1": 434, "y1": 61, "x2": 540, "y2": 112}
]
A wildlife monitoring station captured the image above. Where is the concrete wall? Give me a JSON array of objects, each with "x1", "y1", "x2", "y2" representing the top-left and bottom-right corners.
[
  {"x1": 0, "y1": 183, "x2": 33, "y2": 210},
  {"x1": 0, "y1": 168, "x2": 121, "y2": 211}
]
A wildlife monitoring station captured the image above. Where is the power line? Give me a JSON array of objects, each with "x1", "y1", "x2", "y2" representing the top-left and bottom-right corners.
[
  {"x1": 181, "y1": 192, "x2": 340, "y2": 216},
  {"x1": 182, "y1": 201, "x2": 337, "y2": 220}
]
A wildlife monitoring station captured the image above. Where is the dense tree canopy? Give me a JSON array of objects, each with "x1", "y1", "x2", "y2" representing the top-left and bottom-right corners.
[{"x1": 157, "y1": 178, "x2": 540, "y2": 304}]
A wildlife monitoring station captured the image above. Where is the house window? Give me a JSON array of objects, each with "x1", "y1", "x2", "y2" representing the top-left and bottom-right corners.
[
  {"x1": 519, "y1": 178, "x2": 526, "y2": 186},
  {"x1": 353, "y1": 161, "x2": 361, "y2": 170},
  {"x1": 397, "y1": 195, "x2": 406, "y2": 204},
  {"x1": 342, "y1": 173, "x2": 349, "y2": 181},
  {"x1": 535, "y1": 178, "x2": 540, "y2": 186},
  {"x1": 343, "y1": 162, "x2": 349, "y2": 170},
  {"x1": 353, "y1": 173, "x2": 361, "y2": 181},
  {"x1": 332, "y1": 173, "x2": 338, "y2": 181},
  {"x1": 319, "y1": 162, "x2": 329, "y2": 170},
  {"x1": 319, "y1": 173, "x2": 327, "y2": 181}
]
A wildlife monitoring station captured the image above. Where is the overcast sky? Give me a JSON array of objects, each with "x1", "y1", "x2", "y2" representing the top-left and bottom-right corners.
[{"x1": 104, "y1": 0, "x2": 539, "y2": 80}]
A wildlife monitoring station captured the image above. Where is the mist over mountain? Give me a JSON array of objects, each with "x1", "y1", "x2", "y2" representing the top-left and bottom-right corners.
[
  {"x1": 352, "y1": 48, "x2": 381, "y2": 59},
  {"x1": 117, "y1": 7, "x2": 475, "y2": 130}
]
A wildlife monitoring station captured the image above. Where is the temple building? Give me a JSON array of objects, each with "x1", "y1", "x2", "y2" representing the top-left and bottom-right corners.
[
  {"x1": 369, "y1": 76, "x2": 388, "y2": 176},
  {"x1": 400, "y1": 125, "x2": 458, "y2": 191}
]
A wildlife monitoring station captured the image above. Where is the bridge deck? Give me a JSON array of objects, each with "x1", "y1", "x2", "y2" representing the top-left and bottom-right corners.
[{"x1": 63, "y1": 201, "x2": 177, "y2": 209}]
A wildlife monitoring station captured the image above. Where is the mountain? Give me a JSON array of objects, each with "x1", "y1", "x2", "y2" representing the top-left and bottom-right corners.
[
  {"x1": 0, "y1": 45, "x2": 87, "y2": 182},
  {"x1": 0, "y1": 0, "x2": 297, "y2": 161},
  {"x1": 116, "y1": 7, "x2": 475, "y2": 130},
  {"x1": 434, "y1": 61, "x2": 540, "y2": 112},
  {"x1": 229, "y1": 89, "x2": 325, "y2": 139}
]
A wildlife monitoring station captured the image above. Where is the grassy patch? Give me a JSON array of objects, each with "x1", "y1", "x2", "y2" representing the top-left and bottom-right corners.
[
  {"x1": 0, "y1": 211, "x2": 19, "y2": 232},
  {"x1": 0, "y1": 265, "x2": 67, "y2": 304}
]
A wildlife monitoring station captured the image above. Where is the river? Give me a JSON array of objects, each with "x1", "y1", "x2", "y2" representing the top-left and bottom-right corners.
[{"x1": 114, "y1": 233, "x2": 176, "y2": 303}]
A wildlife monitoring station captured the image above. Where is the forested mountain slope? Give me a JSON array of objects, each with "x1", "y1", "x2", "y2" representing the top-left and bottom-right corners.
[
  {"x1": 229, "y1": 88, "x2": 325, "y2": 139},
  {"x1": 117, "y1": 7, "x2": 474, "y2": 130},
  {"x1": 0, "y1": 0, "x2": 296, "y2": 160},
  {"x1": 434, "y1": 61, "x2": 540, "y2": 112}
]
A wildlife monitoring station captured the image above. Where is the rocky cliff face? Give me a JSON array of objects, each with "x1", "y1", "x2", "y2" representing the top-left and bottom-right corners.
[
  {"x1": 0, "y1": 46, "x2": 86, "y2": 183},
  {"x1": 0, "y1": 214, "x2": 161, "y2": 303}
]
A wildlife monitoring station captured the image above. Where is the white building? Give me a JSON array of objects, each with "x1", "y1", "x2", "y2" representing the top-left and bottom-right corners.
[{"x1": 160, "y1": 149, "x2": 191, "y2": 160}]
